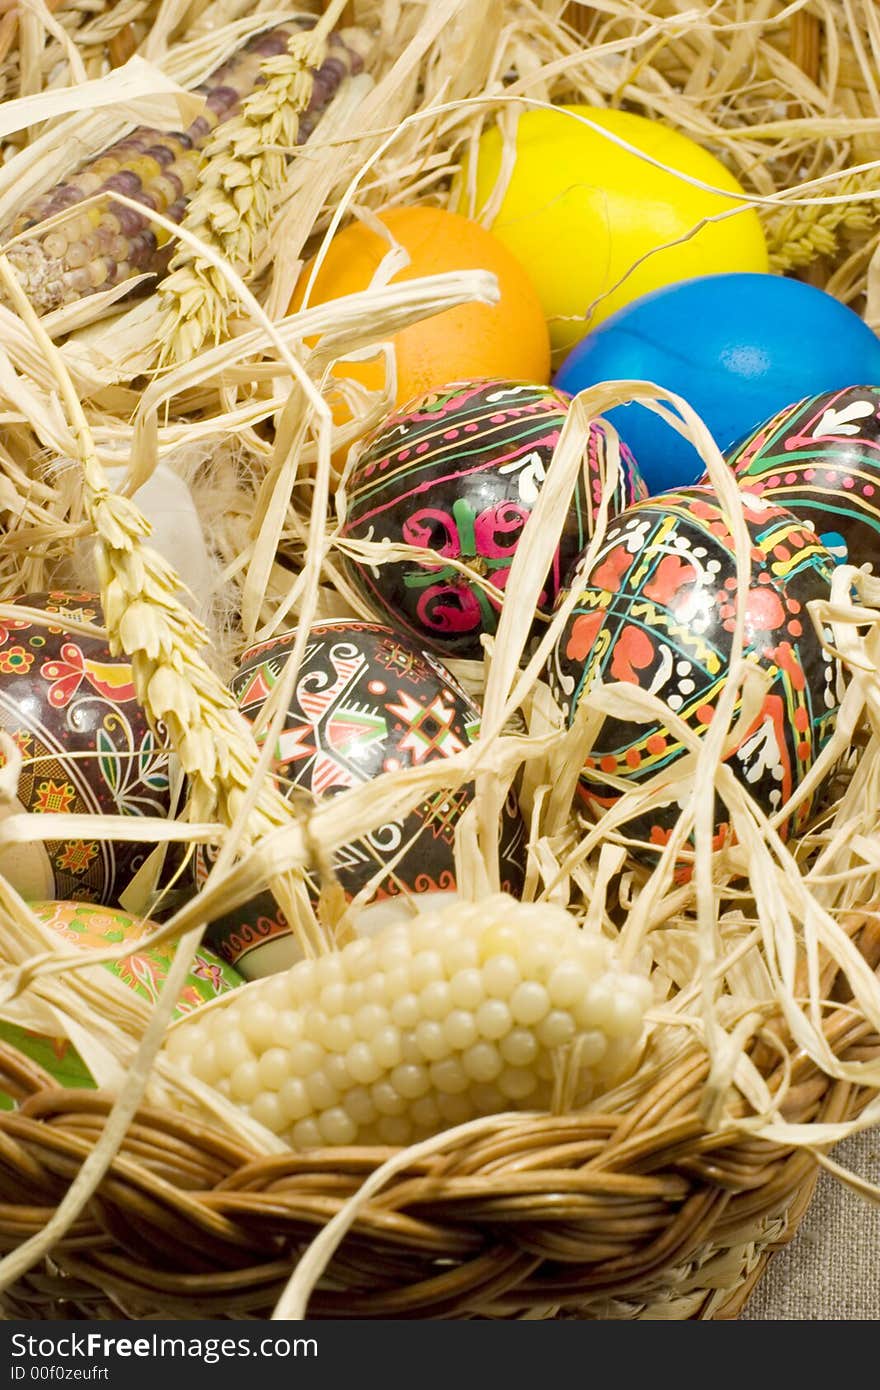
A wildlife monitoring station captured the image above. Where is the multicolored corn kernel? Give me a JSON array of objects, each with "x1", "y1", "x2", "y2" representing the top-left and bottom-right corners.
[{"x1": 7, "y1": 23, "x2": 364, "y2": 314}]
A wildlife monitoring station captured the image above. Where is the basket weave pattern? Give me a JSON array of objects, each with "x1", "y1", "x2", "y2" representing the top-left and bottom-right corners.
[{"x1": 1, "y1": 915, "x2": 877, "y2": 1320}]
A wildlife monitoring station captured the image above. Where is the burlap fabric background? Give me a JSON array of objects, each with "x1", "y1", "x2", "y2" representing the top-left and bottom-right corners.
[{"x1": 741, "y1": 1131, "x2": 879, "y2": 1319}]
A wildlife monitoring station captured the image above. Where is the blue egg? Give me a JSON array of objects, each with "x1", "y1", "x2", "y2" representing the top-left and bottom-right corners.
[{"x1": 554, "y1": 273, "x2": 880, "y2": 495}]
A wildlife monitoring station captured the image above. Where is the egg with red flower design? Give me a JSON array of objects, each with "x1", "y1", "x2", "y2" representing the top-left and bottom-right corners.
[
  {"x1": 340, "y1": 379, "x2": 646, "y2": 657},
  {"x1": 0, "y1": 592, "x2": 172, "y2": 905},
  {"x1": 548, "y1": 488, "x2": 841, "y2": 859}
]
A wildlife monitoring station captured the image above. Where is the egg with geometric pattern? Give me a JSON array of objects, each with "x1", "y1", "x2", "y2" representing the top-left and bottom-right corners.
[
  {"x1": 725, "y1": 384, "x2": 880, "y2": 567},
  {"x1": 202, "y1": 620, "x2": 527, "y2": 977},
  {"x1": 341, "y1": 378, "x2": 646, "y2": 658},
  {"x1": 548, "y1": 488, "x2": 841, "y2": 862},
  {"x1": 0, "y1": 592, "x2": 172, "y2": 906}
]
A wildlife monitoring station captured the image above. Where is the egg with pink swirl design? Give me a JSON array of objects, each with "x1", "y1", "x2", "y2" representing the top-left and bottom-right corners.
[{"x1": 340, "y1": 379, "x2": 646, "y2": 658}]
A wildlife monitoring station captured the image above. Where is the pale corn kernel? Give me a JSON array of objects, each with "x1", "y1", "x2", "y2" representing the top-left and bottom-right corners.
[
  {"x1": 479, "y1": 923, "x2": 520, "y2": 959},
  {"x1": 462, "y1": 1042, "x2": 502, "y2": 1083},
  {"x1": 498, "y1": 1067, "x2": 538, "y2": 1101},
  {"x1": 346, "y1": 1042, "x2": 383, "y2": 1086},
  {"x1": 189, "y1": 1041, "x2": 218, "y2": 1084},
  {"x1": 521, "y1": 941, "x2": 559, "y2": 980},
  {"x1": 420, "y1": 980, "x2": 452, "y2": 1021},
  {"x1": 607, "y1": 993, "x2": 644, "y2": 1040},
  {"x1": 383, "y1": 966, "x2": 411, "y2": 1003},
  {"x1": 399, "y1": 1034, "x2": 423, "y2": 1065},
  {"x1": 292, "y1": 1119, "x2": 322, "y2": 1150},
  {"x1": 450, "y1": 968, "x2": 483, "y2": 1010},
  {"x1": 499, "y1": 1028, "x2": 538, "y2": 1067},
  {"x1": 372, "y1": 1080, "x2": 409, "y2": 1116},
  {"x1": 289, "y1": 1040, "x2": 323, "y2": 1076},
  {"x1": 415, "y1": 1020, "x2": 449, "y2": 1062},
  {"x1": 324, "y1": 1053, "x2": 353, "y2": 1094},
  {"x1": 305, "y1": 1071, "x2": 337, "y2": 1110},
  {"x1": 577, "y1": 936, "x2": 610, "y2": 976},
  {"x1": 363, "y1": 973, "x2": 388, "y2": 1005},
  {"x1": 390, "y1": 1064, "x2": 430, "y2": 1101},
  {"x1": 164, "y1": 1028, "x2": 193, "y2": 1062},
  {"x1": 343, "y1": 982, "x2": 367, "y2": 1013},
  {"x1": 343, "y1": 1087, "x2": 377, "y2": 1126},
  {"x1": 442, "y1": 934, "x2": 478, "y2": 973},
  {"x1": 318, "y1": 1107, "x2": 357, "y2": 1146},
  {"x1": 257, "y1": 1047, "x2": 290, "y2": 1091},
  {"x1": 354, "y1": 1004, "x2": 387, "y2": 1040},
  {"x1": 576, "y1": 1030, "x2": 608, "y2": 1068},
  {"x1": 319, "y1": 982, "x2": 346, "y2": 1016},
  {"x1": 314, "y1": 955, "x2": 343, "y2": 988},
  {"x1": 230, "y1": 1059, "x2": 262, "y2": 1103},
  {"x1": 390, "y1": 992, "x2": 420, "y2": 1029},
  {"x1": 411, "y1": 950, "x2": 444, "y2": 989},
  {"x1": 510, "y1": 982, "x2": 550, "y2": 1026},
  {"x1": 371, "y1": 1026, "x2": 402, "y2": 1070},
  {"x1": 482, "y1": 954, "x2": 520, "y2": 998},
  {"x1": 475, "y1": 999, "x2": 512, "y2": 1040},
  {"x1": 278, "y1": 1077, "x2": 311, "y2": 1123},
  {"x1": 536, "y1": 1010, "x2": 577, "y2": 1048},
  {"x1": 430, "y1": 1058, "x2": 469, "y2": 1094},
  {"x1": 323, "y1": 1015, "x2": 355, "y2": 1053},
  {"x1": 578, "y1": 980, "x2": 616, "y2": 1032},
  {"x1": 164, "y1": 894, "x2": 650, "y2": 1153},
  {"x1": 251, "y1": 1092, "x2": 286, "y2": 1133},
  {"x1": 378, "y1": 932, "x2": 410, "y2": 971},
  {"x1": 263, "y1": 974, "x2": 290, "y2": 1007},
  {"x1": 443, "y1": 1009, "x2": 478, "y2": 1051},
  {"x1": 547, "y1": 961, "x2": 590, "y2": 1010},
  {"x1": 304, "y1": 1010, "x2": 329, "y2": 1044}
]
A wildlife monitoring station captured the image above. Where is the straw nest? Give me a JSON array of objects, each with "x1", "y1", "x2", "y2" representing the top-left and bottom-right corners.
[{"x1": 0, "y1": 0, "x2": 878, "y2": 1321}]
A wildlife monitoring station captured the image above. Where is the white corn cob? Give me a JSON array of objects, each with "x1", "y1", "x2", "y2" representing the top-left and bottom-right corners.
[{"x1": 164, "y1": 896, "x2": 652, "y2": 1150}]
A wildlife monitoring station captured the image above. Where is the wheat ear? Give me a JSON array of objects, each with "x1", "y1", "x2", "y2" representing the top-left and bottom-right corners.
[
  {"x1": 158, "y1": 0, "x2": 366, "y2": 365},
  {"x1": 0, "y1": 254, "x2": 327, "y2": 960},
  {"x1": 767, "y1": 170, "x2": 880, "y2": 272}
]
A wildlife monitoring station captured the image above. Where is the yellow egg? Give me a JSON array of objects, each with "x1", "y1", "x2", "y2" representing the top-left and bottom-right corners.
[{"x1": 457, "y1": 105, "x2": 768, "y2": 361}]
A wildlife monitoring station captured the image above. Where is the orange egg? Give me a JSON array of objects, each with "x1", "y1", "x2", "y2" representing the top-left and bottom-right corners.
[{"x1": 289, "y1": 206, "x2": 551, "y2": 412}]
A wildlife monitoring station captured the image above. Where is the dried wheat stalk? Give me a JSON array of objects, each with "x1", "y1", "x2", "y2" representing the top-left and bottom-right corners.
[
  {"x1": 158, "y1": 0, "x2": 369, "y2": 364},
  {"x1": 0, "y1": 253, "x2": 329, "y2": 961}
]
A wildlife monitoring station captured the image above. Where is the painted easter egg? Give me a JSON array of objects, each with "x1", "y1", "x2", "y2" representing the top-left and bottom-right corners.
[
  {"x1": 290, "y1": 206, "x2": 551, "y2": 418},
  {"x1": 33, "y1": 899, "x2": 243, "y2": 1013},
  {"x1": 202, "y1": 620, "x2": 527, "y2": 977},
  {"x1": 0, "y1": 593, "x2": 172, "y2": 905},
  {"x1": 340, "y1": 378, "x2": 647, "y2": 657},
  {"x1": 0, "y1": 902, "x2": 243, "y2": 1108},
  {"x1": 548, "y1": 489, "x2": 840, "y2": 859},
  {"x1": 725, "y1": 385, "x2": 880, "y2": 568},
  {"x1": 457, "y1": 105, "x2": 768, "y2": 360},
  {"x1": 555, "y1": 274, "x2": 880, "y2": 494}
]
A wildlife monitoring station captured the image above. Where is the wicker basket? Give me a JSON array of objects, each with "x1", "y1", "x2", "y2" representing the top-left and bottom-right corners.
[{"x1": 0, "y1": 0, "x2": 878, "y2": 1321}]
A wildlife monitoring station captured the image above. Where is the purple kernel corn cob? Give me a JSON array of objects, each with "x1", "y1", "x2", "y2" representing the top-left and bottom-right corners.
[{"x1": 7, "y1": 24, "x2": 365, "y2": 315}]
